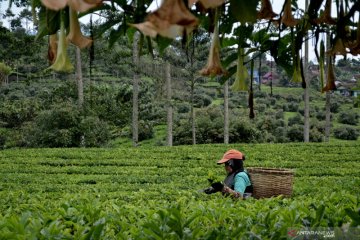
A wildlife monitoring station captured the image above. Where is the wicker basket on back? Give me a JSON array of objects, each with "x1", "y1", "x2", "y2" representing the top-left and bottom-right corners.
[{"x1": 247, "y1": 167, "x2": 294, "y2": 199}]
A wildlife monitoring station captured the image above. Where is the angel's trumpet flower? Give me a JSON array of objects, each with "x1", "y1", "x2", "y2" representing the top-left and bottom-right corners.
[
  {"x1": 48, "y1": 34, "x2": 58, "y2": 64},
  {"x1": 190, "y1": 0, "x2": 225, "y2": 9},
  {"x1": 68, "y1": 0, "x2": 102, "y2": 12},
  {"x1": 200, "y1": 20, "x2": 226, "y2": 77},
  {"x1": 350, "y1": 16, "x2": 360, "y2": 55},
  {"x1": 322, "y1": 57, "x2": 336, "y2": 92},
  {"x1": 132, "y1": 0, "x2": 198, "y2": 39},
  {"x1": 48, "y1": 14, "x2": 74, "y2": 73},
  {"x1": 67, "y1": 8, "x2": 92, "y2": 49},
  {"x1": 314, "y1": 0, "x2": 336, "y2": 25},
  {"x1": 41, "y1": 0, "x2": 67, "y2": 11},
  {"x1": 291, "y1": 55, "x2": 302, "y2": 83},
  {"x1": 41, "y1": 0, "x2": 102, "y2": 12},
  {"x1": 281, "y1": 0, "x2": 299, "y2": 27},
  {"x1": 231, "y1": 48, "x2": 249, "y2": 91},
  {"x1": 257, "y1": 0, "x2": 278, "y2": 20},
  {"x1": 327, "y1": 37, "x2": 348, "y2": 56}
]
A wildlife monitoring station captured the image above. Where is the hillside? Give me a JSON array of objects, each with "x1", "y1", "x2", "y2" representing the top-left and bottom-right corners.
[{"x1": 1, "y1": 69, "x2": 360, "y2": 148}]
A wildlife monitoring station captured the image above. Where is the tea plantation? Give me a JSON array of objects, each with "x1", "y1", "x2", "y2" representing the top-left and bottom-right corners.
[{"x1": 0, "y1": 142, "x2": 359, "y2": 239}]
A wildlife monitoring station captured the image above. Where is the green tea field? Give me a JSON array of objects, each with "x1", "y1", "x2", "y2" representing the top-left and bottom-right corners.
[{"x1": 0, "y1": 142, "x2": 359, "y2": 239}]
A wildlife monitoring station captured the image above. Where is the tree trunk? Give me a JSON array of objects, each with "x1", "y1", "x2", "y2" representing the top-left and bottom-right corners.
[
  {"x1": 76, "y1": 47, "x2": 84, "y2": 108},
  {"x1": 258, "y1": 53, "x2": 262, "y2": 91},
  {"x1": 303, "y1": 0, "x2": 310, "y2": 142},
  {"x1": 324, "y1": 33, "x2": 331, "y2": 142},
  {"x1": 191, "y1": 78, "x2": 196, "y2": 145},
  {"x1": 224, "y1": 80, "x2": 229, "y2": 144},
  {"x1": 132, "y1": 32, "x2": 139, "y2": 147},
  {"x1": 325, "y1": 92, "x2": 331, "y2": 142},
  {"x1": 76, "y1": 47, "x2": 85, "y2": 146},
  {"x1": 165, "y1": 61, "x2": 173, "y2": 146}
]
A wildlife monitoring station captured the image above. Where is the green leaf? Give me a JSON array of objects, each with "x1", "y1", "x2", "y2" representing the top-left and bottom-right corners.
[
  {"x1": 155, "y1": 36, "x2": 173, "y2": 56},
  {"x1": 219, "y1": 65, "x2": 236, "y2": 84},
  {"x1": 36, "y1": 7, "x2": 61, "y2": 40},
  {"x1": 230, "y1": 0, "x2": 260, "y2": 24},
  {"x1": 345, "y1": 208, "x2": 360, "y2": 226}
]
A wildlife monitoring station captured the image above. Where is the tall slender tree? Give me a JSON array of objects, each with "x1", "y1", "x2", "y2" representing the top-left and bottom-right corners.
[
  {"x1": 132, "y1": 32, "x2": 140, "y2": 147},
  {"x1": 165, "y1": 60, "x2": 173, "y2": 146},
  {"x1": 223, "y1": 79, "x2": 229, "y2": 144},
  {"x1": 303, "y1": 0, "x2": 310, "y2": 142}
]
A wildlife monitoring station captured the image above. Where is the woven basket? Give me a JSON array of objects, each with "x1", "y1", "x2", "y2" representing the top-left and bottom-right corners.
[{"x1": 247, "y1": 167, "x2": 294, "y2": 199}]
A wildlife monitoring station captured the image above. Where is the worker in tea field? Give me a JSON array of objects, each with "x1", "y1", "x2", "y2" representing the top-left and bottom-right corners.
[{"x1": 204, "y1": 149, "x2": 253, "y2": 199}]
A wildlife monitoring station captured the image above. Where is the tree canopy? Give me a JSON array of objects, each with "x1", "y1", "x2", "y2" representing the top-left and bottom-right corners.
[{"x1": 2, "y1": 0, "x2": 360, "y2": 91}]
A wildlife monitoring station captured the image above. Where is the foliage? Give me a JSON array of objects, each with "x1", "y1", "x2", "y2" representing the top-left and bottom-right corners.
[
  {"x1": 337, "y1": 111, "x2": 359, "y2": 126},
  {"x1": 0, "y1": 143, "x2": 359, "y2": 238},
  {"x1": 23, "y1": 101, "x2": 81, "y2": 147},
  {"x1": 333, "y1": 126, "x2": 359, "y2": 141},
  {"x1": 0, "y1": 98, "x2": 40, "y2": 128},
  {"x1": 79, "y1": 116, "x2": 111, "y2": 147},
  {"x1": 287, "y1": 124, "x2": 304, "y2": 142},
  {"x1": 0, "y1": 61, "x2": 12, "y2": 75},
  {"x1": 288, "y1": 113, "x2": 303, "y2": 127}
]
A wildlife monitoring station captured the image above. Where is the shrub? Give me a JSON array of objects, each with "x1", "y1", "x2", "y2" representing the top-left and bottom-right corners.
[
  {"x1": 138, "y1": 120, "x2": 155, "y2": 141},
  {"x1": 23, "y1": 102, "x2": 81, "y2": 147},
  {"x1": 255, "y1": 103, "x2": 267, "y2": 112},
  {"x1": 0, "y1": 128, "x2": 6, "y2": 149},
  {"x1": 316, "y1": 110, "x2": 326, "y2": 121},
  {"x1": 329, "y1": 101, "x2": 341, "y2": 113},
  {"x1": 310, "y1": 128, "x2": 323, "y2": 142},
  {"x1": 333, "y1": 126, "x2": 359, "y2": 140},
  {"x1": 229, "y1": 119, "x2": 261, "y2": 143},
  {"x1": 286, "y1": 102, "x2": 299, "y2": 112},
  {"x1": 275, "y1": 110, "x2": 284, "y2": 119},
  {"x1": 173, "y1": 119, "x2": 192, "y2": 145},
  {"x1": 288, "y1": 114, "x2": 303, "y2": 126},
  {"x1": 0, "y1": 99, "x2": 40, "y2": 128},
  {"x1": 79, "y1": 116, "x2": 112, "y2": 147},
  {"x1": 193, "y1": 93, "x2": 213, "y2": 108},
  {"x1": 273, "y1": 126, "x2": 288, "y2": 143},
  {"x1": 287, "y1": 124, "x2": 303, "y2": 142},
  {"x1": 284, "y1": 94, "x2": 301, "y2": 103},
  {"x1": 177, "y1": 103, "x2": 190, "y2": 114},
  {"x1": 354, "y1": 96, "x2": 360, "y2": 108},
  {"x1": 337, "y1": 111, "x2": 359, "y2": 125}
]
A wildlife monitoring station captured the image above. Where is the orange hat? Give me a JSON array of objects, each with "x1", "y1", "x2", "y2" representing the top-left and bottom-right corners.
[{"x1": 217, "y1": 149, "x2": 245, "y2": 164}]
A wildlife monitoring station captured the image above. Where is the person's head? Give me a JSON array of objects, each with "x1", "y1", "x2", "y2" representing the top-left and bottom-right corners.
[{"x1": 217, "y1": 149, "x2": 245, "y2": 174}]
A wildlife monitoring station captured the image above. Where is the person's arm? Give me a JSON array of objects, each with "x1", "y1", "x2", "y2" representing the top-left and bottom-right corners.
[
  {"x1": 221, "y1": 186, "x2": 242, "y2": 198},
  {"x1": 222, "y1": 173, "x2": 248, "y2": 198}
]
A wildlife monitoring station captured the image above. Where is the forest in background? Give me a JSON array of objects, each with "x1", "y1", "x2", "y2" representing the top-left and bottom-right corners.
[{"x1": 1, "y1": 1, "x2": 360, "y2": 148}]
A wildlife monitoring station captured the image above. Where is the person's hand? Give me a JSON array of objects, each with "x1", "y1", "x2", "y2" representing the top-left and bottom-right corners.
[
  {"x1": 204, "y1": 187, "x2": 216, "y2": 194},
  {"x1": 211, "y1": 182, "x2": 224, "y2": 192}
]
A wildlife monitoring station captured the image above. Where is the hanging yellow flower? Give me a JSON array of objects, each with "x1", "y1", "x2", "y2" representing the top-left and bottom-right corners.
[
  {"x1": 291, "y1": 55, "x2": 302, "y2": 83},
  {"x1": 48, "y1": 14, "x2": 74, "y2": 73},
  {"x1": 231, "y1": 48, "x2": 249, "y2": 91}
]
